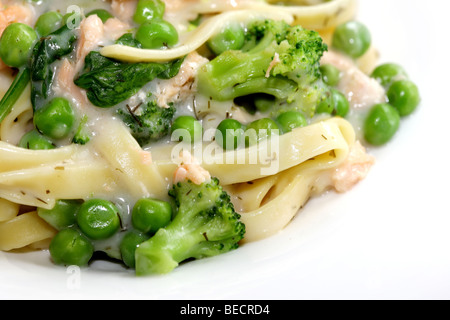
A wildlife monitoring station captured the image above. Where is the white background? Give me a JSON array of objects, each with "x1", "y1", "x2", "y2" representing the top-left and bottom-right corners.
[{"x1": 1, "y1": 0, "x2": 450, "y2": 300}]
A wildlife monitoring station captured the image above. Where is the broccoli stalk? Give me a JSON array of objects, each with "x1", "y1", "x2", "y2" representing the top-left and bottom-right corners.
[
  {"x1": 135, "y1": 177, "x2": 246, "y2": 275},
  {"x1": 197, "y1": 19, "x2": 328, "y2": 117}
]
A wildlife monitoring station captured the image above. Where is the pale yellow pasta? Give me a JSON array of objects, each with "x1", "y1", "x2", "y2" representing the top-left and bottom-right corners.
[
  {"x1": 101, "y1": 8, "x2": 294, "y2": 62},
  {"x1": 225, "y1": 118, "x2": 355, "y2": 241},
  {"x1": 232, "y1": 164, "x2": 327, "y2": 242},
  {"x1": 0, "y1": 211, "x2": 56, "y2": 251},
  {"x1": 0, "y1": 0, "x2": 370, "y2": 258},
  {"x1": 0, "y1": 84, "x2": 33, "y2": 145},
  {"x1": 0, "y1": 198, "x2": 20, "y2": 222},
  {"x1": 356, "y1": 46, "x2": 380, "y2": 75},
  {"x1": 91, "y1": 118, "x2": 171, "y2": 201},
  {"x1": 101, "y1": 0, "x2": 356, "y2": 62},
  {"x1": 142, "y1": 118, "x2": 355, "y2": 241}
]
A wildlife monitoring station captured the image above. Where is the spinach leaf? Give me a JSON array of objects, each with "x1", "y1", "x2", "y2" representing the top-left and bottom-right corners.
[
  {"x1": 116, "y1": 33, "x2": 142, "y2": 48},
  {"x1": 30, "y1": 24, "x2": 78, "y2": 110},
  {"x1": 0, "y1": 24, "x2": 77, "y2": 124},
  {"x1": 74, "y1": 52, "x2": 184, "y2": 108}
]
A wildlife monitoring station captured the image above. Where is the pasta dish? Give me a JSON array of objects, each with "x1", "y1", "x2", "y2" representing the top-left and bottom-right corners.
[{"x1": 0, "y1": 0, "x2": 420, "y2": 275}]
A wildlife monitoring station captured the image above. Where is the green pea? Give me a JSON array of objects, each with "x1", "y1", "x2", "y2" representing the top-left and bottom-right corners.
[
  {"x1": 320, "y1": 64, "x2": 341, "y2": 86},
  {"x1": 133, "y1": 0, "x2": 166, "y2": 25},
  {"x1": 171, "y1": 115, "x2": 203, "y2": 144},
  {"x1": 49, "y1": 228, "x2": 94, "y2": 266},
  {"x1": 387, "y1": 80, "x2": 420, "y2": 117},
  {"x1": 86, "y1": 9, "x2": 113, "y2": 23},
  {"x1": 34, "y1": 97, "x2": 75, "y2": 140},
  {"x1": 254, "y1": 96, "x2": 275, "y2": 113},
  {"x1": 35, "y1": 11, "x2": 63, "y2": 37},
  {"x1": 77, "y1": 199, "x2": 121, "y2": 240},
  {"x1": 332, "y1": 89, "x2": 350, "y2": 117},
  {"x1": 276, "y1": 111, "x2": 307, "y2": 133},
  {"x1": 245, "y1": 118, "x2": 280, "y2": 147},
  {"x1": 316, "y1": 89, "x2": 349, "y2": 117},
  {"x1": 120, "y1": 230, "x2": 150, "y2": 269},
  {"x1": 216, "y1": 119, "x2": 244, "y2": 150},
  {"x1": 0, "y1": 23, "x2": 38, "y2": 68},
  {"x1": 316, "y1": 93, "x2": 334, "y2": 114},
  {"x1": 371, "y1": 63, "x2": 408, "y2": 87},
  {"x1": 37, "y1": 200, "x2": 81, "y2": 231},
  {"x1": 207, "y1": 23, "x2": 245, "y2": 55},
  {"x1": 332, "y1": 21, "x2": 371, "y2": 59},
  {"x1": 364, "y1": 103, "x2": 400, "y2": 146},
  {"x1": 135, "y1": 19, "x2": 179, "y2": 49},
  {"x1": 18, "y1": 129, "x2": 55, "y2": 150},
  {"x1": 132, "y1": 198, "x2": 172, "y2": 234}
]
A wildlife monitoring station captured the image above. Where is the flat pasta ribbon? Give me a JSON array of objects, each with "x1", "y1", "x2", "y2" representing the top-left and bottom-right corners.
[{"x1": 100, "y1": 0, "x2": 356, "y2": 63}]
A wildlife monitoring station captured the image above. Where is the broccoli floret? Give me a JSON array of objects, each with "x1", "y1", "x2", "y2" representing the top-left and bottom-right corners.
[
  {"x1": 117, "y1": 101, "x2": 176, "y2": 146},
  {"x1": 197, "y1": 19, "x2": 328, "y2": 117},
  {"x1": 72, "y1": 115, "x2": 91, "y2": 145},
  {"x1": 135, "y1": 177, "x2": 246, "y2": 275}
]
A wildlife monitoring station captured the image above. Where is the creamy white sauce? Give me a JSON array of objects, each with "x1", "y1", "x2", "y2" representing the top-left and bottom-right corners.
[{"x1": 0, "y1": 0, "x2": 376, "y2": 258}]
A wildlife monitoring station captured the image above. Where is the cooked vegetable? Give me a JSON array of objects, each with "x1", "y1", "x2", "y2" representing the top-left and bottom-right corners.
[
  {"x1": 30, "y1": 24, "x2": 78, "y2": 110},
  {"x1": 0, "y1": 68, "x2": 30, "y2": 124},
  {"x1": 74, "y1": 51, "x2": 184, "y2": 108},
  {"x1": 133, "y1": 0, "x2": 166, "y2": 25},
  {"x1": 72, "y1": 115, "x2": 91, "y2": 145},
  {"x1": 49, "y1": 228, "x2": 94, "y2": 266},
  {"x1": 120, "y1": 230, "x2": 150, "y2": 268},
  {"x1": 316, "y1": 88, "x2": 349, "y2": 117},
  {"x1": 171, "y1": 115, "x2": 203, "y2": 144},
  {"x1": 276, "y1": 110, "x2": 307, "y2": 133},
  {"x1": 116, "y1": 33, "x2": 143, "y2": 48},
  {"x1": 34, "y1": 11, "x2": 63, "y2": 37},
  {"x1": 216, "y1": 119, "x2": 244, "y2": 150},
  {"x1": 18, "y1": 129, "x2": 55, "y2": 150},
  {"x1": 245, "y1": 118, "x2": 280, "y2": 147},
  {"x1": 37, "y1": 200, "x2": 81, "y2": 231},
  {"x1": 198, "y1": 19, "x2": 328, "y2": 118},
  {"x1": 320, "y1": 64, "x2": 341, "y2": 86},
  {"x1": 117, "y1": 101, "x2": 176, "y2": 146},
  {"x1": 0, "y1": 23, "x2": 38, "y2": 68},
  {"x1": 371, "y1": 63, "x2": 408, "y2": 88},
  {"x1": 34, "y1": 97, "x2": 76, "y2": 140},
  {"x1": 136, "y1": 20, "x2": 179, "y2": 49},
  {"x1": 76, "y1": 199, "x2": 121, "y2": 240},
  {"x1": 387, "y1": 79, "x2": 420, "y2": 117},
  {"x1": 132, "y1": 198, "x2": 173, "y2": 234},
  {"x1": 332, "y1": 89, "x2": 350, "y2": 117},
  {"x1": 207, "y1": 23, "x2": 246, "y2": 55},
  {"x1": 86, "y1": 9, "x2": 113, "y2": 23},
  {"x1": 135, "y1": 178, "x2": 246, "y2": 275},
  {"x1": 332, "y1": 21, "x2": 371, "y2": 59},
  {"x1": 364, "y1": 103, "x2": 400, "y2": 146}
]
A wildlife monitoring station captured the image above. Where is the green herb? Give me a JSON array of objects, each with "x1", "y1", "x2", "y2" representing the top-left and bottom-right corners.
[
  {"x1": 74, "y1": 52, "x2": 184, "y2": 108},
  {"x1": 30, "y1": 24, "x2": 78, "y2": 110}
]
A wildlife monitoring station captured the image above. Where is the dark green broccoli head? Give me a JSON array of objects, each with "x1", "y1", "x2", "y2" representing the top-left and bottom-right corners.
[
  {"x1": 117, "y1": 101, "x2": 176, "y2": 146},
  {"x1": 135, "y1": 177, "x2": 246, "y2": 275}
]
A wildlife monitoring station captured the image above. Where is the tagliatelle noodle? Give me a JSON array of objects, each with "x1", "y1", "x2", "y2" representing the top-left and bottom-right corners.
[
  {"x1": 100, "y1": 0, "x2": 357, "y2": 63},
  {"x1": 0, "y1": 0, "x2": 366, "y2": 255}
]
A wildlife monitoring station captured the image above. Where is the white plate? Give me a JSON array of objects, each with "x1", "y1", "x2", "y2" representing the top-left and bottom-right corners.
[{"x1": 1, "y1": 0, "x2": 449, "y2": 300}]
